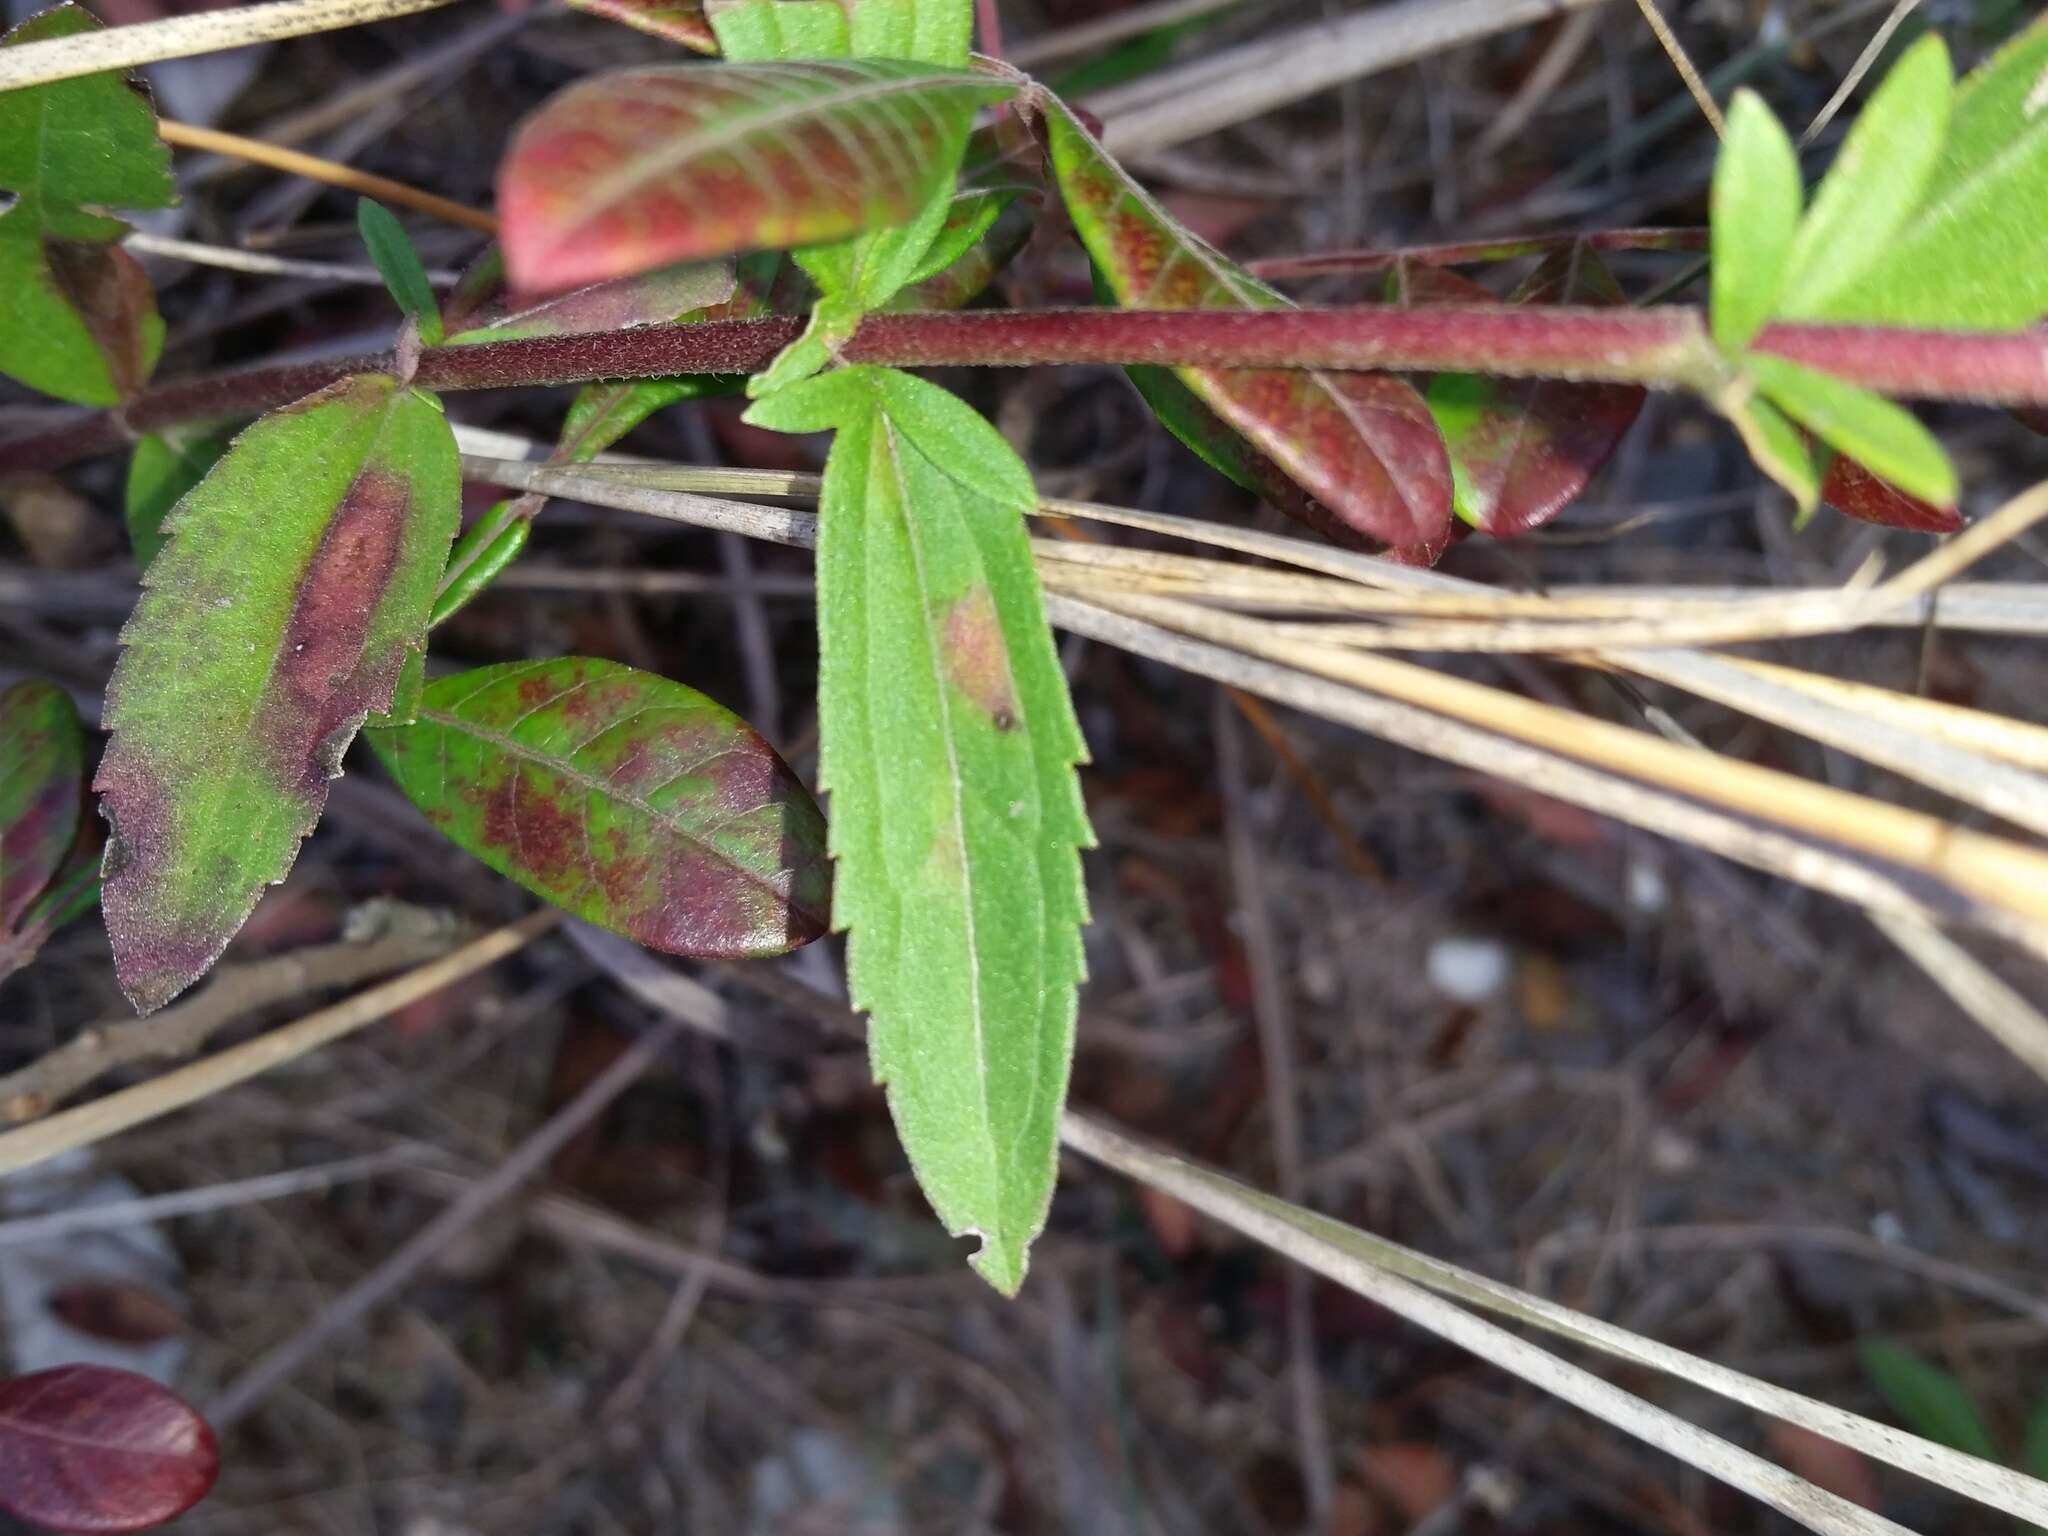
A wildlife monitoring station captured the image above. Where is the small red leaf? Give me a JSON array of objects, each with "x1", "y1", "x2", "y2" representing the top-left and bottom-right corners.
[
  {"x1": 0, "y1": 1366, "x2": 219, "y2": 1532},
  {"x1": 1046, "y1": 102, "x2": 1452, "y2": 549},
  {"x1": 497, "y1": 60, "x2": 1011, "y2": 291},
  {"x1": 1822, "y1": 452, "x2": 1963, "y2": 533},
  {"x1": 1411, "y1": 246, "x2": 1646, "y2": 536},
  {"x1": 48, "y1": 1285, "x2": 186, "y2": 1348},
  {"x1": 46, "y1": 242, "x2": 163, "y2": 403},
  {"x1": 0, "y1": 682, "x2": 85, "y2": 935},
  {"x1": 563, "y1": 0, "x2": 714, "y2": 50}
]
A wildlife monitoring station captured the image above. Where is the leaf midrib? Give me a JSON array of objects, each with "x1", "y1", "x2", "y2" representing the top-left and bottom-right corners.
[
  {"x1": 417, "y1": 698, "x2": 813, "y2": 921},
  {"x1": 572, "y1": 63, "x2": 1000, "y2": 239}
]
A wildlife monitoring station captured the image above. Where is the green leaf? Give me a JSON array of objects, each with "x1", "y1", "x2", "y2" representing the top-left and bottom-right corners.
[
  {"x1": 0, "y1": 5, "x2": 175, "y2": 243},
  {"x1": 1857, "y1": 1339, "x2": 2001, "y2": 1461},
  {"x1": 1748, "y1": 354, "x2": 1957, "y2": 508},
  {"x1": 1046, "y1": 98, "x2": 1452, "y2": 549},
  {"x1": 125, "y1": 430, "x2": 231, "y2": 571},
  {"x1": 95, "y1": 375, "x2": 462, "y2": 1011},
  {"x1": 1805, "y1": 17, "x2": 2048, "y2": 328},
  {"x1": 886, "y1": 189, "x2": 1036, "y2": 312},
  {"x1": 441, "y1": 257, "x2": 736, "y2": 347},
  {"x1": 429, "y1": 507, "x2": 531, "y2": 627},
  {"x1": 1778, "y1": 33, "x2": 1953, "y2": 319},
  {"x1": 0, "y1": 681, "x2": 84, "y2": 935},
  {"x1": 357, "y1": 199, "x2": 445, "y2": 346},
  {"x1": 707, "y1": 0, "x2": 850, "y2": 58},
  {"x1": 709, "y1": 0, "x2": 970, "y2": 65},
  {"x1": 497, "y1": 59, "x2": 1010, "y2": 291},
  {"x1": 899, "y1": 187, "x2": 1021, "y2": 289},
  {"x1": 745, "y1": 365, "x2": 1092, "y2": 1293},
  {"x1": 368, "y1": 657, "x2": 832, "y2": 955},
  {"x1": 1723, "y1": 387, "x2": 1820, "y2": 514},
  {"x1": 1712, "y1": 89, "x2": 1804, "y2": 353},
  {"x1": 0, "y1": 4, "x2": 175, "y2": 405},
  {"x1": 2026, "y1": 1393, "x2": 2048, "y2": 1480},
  {"x1": 566, "y1": 0, "x2": 717, "y2": 50}
]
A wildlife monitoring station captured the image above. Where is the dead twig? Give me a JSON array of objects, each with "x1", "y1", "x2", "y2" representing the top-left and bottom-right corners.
[{"x1": 0, "y1": 900, "x2": 463, "y2": 1124}]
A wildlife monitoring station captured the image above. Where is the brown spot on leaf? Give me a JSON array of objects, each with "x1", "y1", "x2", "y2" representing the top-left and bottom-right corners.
[
  {"x1": 939, "y1": 586, "x2": 1018, "y2": 728},
  {"x1": 261, "y1": 468, "x2": 408, "y2": 794}
]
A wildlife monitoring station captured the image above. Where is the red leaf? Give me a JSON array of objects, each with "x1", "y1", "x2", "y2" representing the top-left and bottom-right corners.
[
  {"x1": 0, "y1": 1366, "x2": 218, "y2": 1533},
  {"x1": 1822, "y1": 452, "x2": 1963, "y2": 533},
  {"x1": 0, "y1": 682, "x2": 84, "y2": 935},
  {"x1": 1047, "y1": 102, "x2": 1452, "y2": 549},
  {"x1": 46, "y1": 243, "x2": 162, "y2": 403},
  {"x1": 1409, "y1": 246, "x2": 1646, "y2": 536},
  {"x1": 498, "y1": 60, "x2": 1010, "y2": 291},
  {"x1": 563, "y1": 0, "x2": 714, "y2": 50},
  {"x1": 47, "y1": 1285, "x2": 185, "y2": 1348}
]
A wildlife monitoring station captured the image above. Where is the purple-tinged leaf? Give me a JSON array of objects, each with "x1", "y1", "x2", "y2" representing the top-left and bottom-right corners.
[
  {"x1": 0, "y1": 1365, "x2": 218, "y2": 1533},
  {"x1": 565, "y1": 0, "x2": 716, "y2": 50},
  {"x1": 369, "y1": 658, "x2": 831, "y2": 957},
  {"x1": 1046, "y1": 100, "x2": 1451, "y2": 549},
  {"x1": 0, "y1": 809, "x2": 104, "y2": 980},
  {"x1": 444, "y1": 258, "x2": 736, "y2": 346},
  {"x1": 96, "y1": 375, "x2": 461, "y2": 1012},
  {"x1": 1411, "y1": 247, "x2": 1646, "y2": 536},
  {"x1": 0, "y1": 682, "x2": 84, "y2": 935},
  {"x1": 1821, "y1": 453, "x2": 1964, "y2": 534},
  {"x1": 498, "y1": 60, "x2": 1011, "y2": 292}
]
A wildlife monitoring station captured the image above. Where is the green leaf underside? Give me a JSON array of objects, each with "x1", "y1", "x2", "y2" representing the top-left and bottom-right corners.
[
  {"x1": 443, "y1": 258, "x2": 737, "y2": 346},
  {"x1": 369, "y1": 658, "x2": 832, "y2": 956},
  {"x1": 1712, "y1": 88, "x2": 1803, "y2": 354},
  {"x1": 126, "y1": 430, "x2": 231, "y2": 570},
  {"x1": 1777, "y1": 33, "x2": 1953, "y2": 319},
  {"x1": 1408, "y1": 252, "x2": 1646, "y2": 536},
  {"x1": 567, "y1": 0, "x2": 717, "y2": 50},
  {"x1": 1748, "y1": 354, "x2": 1957, "y2": 508},
  {"x1": 1857, "y1": 1340, "x2": 2002, "y2": 1461},
  {"x1": 0, "y1": 681, "x2": 85, "y2": 935},
  {"x1": 497, "y1": 59, "x2": 1010, "y2": 291},
  {"x1": 96, "y1": 375, "x2": 461, "y2": 1011},
  {"x1": 0, "y1": 5, "x2": 175, "y2": 405},
  {"x1": 1821, "y1": 452, "x2": 1963, "y2": 532},
  {"x1": 1807, "y1": 18, "x2": 2048, "y2": 328},
  {"x1": 1726, "y1": 389, "x2": 1820, "y2": 512},
  {"x1": 1046, "y1": 99, "x2": 1452, "y2": 550},
  {"x1": 746, "y1": 366, "x2": 1091, "y2": 1294},
  {"x1": 357, "y1": 199, "x2": 445, "y2": 345}
]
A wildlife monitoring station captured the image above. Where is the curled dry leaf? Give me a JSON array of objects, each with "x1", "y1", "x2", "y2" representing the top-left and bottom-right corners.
[
  {"x1": 368, "y1": 658, "x2": 832, "y2": 957},
  {"x1": 497, "y1": 59, "x2": 1011, "y2": 291},
  {"x1": 1048, "y1": 99, "x2": 1451, "y2": 550},
  {"x1": 0, "y1": 1365, "x2": 219, "y2": 1533}
]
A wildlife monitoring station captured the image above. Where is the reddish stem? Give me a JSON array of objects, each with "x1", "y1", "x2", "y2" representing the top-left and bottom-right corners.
[{"x1": 4, "y1": 305, "x2": 2042, "y2": 476}]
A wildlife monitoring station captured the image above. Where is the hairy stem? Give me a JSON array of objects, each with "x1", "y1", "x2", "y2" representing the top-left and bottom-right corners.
[{"x1": 5, "y1": 306, "x2": 2043, "y2": 475}]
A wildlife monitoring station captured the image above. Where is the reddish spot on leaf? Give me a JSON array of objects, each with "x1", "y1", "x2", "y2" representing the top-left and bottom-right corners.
[
  {"x1": 370, "y1": 659, "x2": 831, "y2": 958},
  {"x1": 1822, "y1": 452, "x2": 1963, "y2": 533},
  {"x1": 45, "y1": 242, "x2": 161, "y2": 402},
  {"x1": 940, "y1": 586, "x2": 1020, "y2": 729},
  {"x1": 0, "y1": 1366, "x2": 219, "y2": 1533},
  {"x1": 498, "y1": 60, "x2": 1009, "y2": 291}
]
